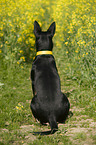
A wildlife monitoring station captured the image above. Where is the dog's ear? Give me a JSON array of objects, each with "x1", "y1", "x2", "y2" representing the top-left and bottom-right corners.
[
  {"x1": 47, "y1": 22, "x2": 55, "y2": 37},
  {"x1": 34, "y1": 21, "x2": 41, "y2": 37}
]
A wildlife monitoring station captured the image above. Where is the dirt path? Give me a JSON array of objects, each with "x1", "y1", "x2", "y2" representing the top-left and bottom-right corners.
[
  {"x1": 64, "y1": 106, "x2": 96, "y2": 145},
  {"x1": 20, "y1": 105, "x2": 96, "y2": 145}
]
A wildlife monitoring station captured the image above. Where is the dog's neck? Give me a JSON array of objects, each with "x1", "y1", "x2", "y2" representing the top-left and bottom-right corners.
[{"x1": 36, "y1": 51, "x2": 53, "y2": 56}]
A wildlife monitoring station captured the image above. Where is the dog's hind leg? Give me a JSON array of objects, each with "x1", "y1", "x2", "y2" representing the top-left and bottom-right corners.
[{"x1": 30, "y1": 96, "x2": 37, "y2": 122}]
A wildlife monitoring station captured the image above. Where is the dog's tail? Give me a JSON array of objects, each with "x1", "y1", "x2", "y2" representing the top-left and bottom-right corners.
[
  {"x1": 32, "y1": 115, "x2": 58, "y2": 135},
  {"x1": 49, "y1": 115, "x2": 58, "y2": 133}
]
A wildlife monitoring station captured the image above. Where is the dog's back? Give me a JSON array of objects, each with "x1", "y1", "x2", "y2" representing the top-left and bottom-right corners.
[
  {"x1": 30, "y1": 21, "x2": 70, "y2": 134},
  {"x1": 33, "y1": 55, "x2": 61, "y2": 98}
]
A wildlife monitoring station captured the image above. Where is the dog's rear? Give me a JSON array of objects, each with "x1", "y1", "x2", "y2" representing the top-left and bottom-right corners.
[{"x1": 30, "y1": 21, "x2": 70, "y2": 134}]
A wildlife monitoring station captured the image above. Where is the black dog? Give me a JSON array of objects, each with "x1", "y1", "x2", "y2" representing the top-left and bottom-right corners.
[{"x1": 30, "y1": 21, "x2": 70, "y2": 135}]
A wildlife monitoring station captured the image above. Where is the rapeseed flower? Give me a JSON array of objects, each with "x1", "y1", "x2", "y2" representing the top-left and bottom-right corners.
[
  {"x1": 65, "y1": 42, "x2": 68, "y2": 45},
  {"x1": 82, "y1": 54, "x2": 85, "y2": 57},
  {"x1": 30, "y1": 48, "x2": 34, "y2": 51},
  {"x1": 19, "y1": 50, "x2": 24, "y2": 54},
  {"x1": 17, "y1": 61, "x2": 20, "y2": 65},
  {"x1": 75, "y1": 50, "x2": 78, "y2": 53},
  {"x1": 21, "y1": 65, "x2": 24, "y2": 69},
  {"x1": 20, "y1": 57, "x2": 25, "y2": 62},
  {"x1": 16, "y1": 103, "x2": 23, "y2": 112}
]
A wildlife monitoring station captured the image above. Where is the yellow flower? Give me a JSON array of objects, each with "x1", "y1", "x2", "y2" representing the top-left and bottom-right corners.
[
  {"x1": 19, "y1": 107, "x2": 21, "y2": 110},
  {"x1": 0, "y1": 32, "x2": 3, "y2": 37},
  {"x1": 21, "y1": 65, "x2": 24, "y2": 69},
  {"x1": 5, "y1": 41, "x2": 8, "y2": 44},
  {"x1": 19, "y1": 50, "x2": 23, "y2": 54},
  {"x1": 75, "y1": 50, "x2": 78, "y2": 53},
  {"x1": 65, "y1": 42, "x2": 68, "y2": 45},
  {"x1": 86, "y1": 52, "x2": 88, "y2": 55},
  {"x1": 82, "y1": 54, "x2": 85, "y2": 57},
  {"x1": 0, "y1": 50, "x2": 2, "y2": 53},
  {"x1": 20, "y1": 56, "x2": 25, "y2": 61},
  {"x1": 30, "y1": 48, "x2": 34, "y2": 51},
  {"x1": 17, "y1": 37, "x2": 22, "y2": 42},
  {"x1": 16, "y1": 103, "x2": 23, "y2": 111},
  {"x1": 33, "y1": 57, "x2": 35, "y2": 60},
  {"x1": 29, "y1": 38, "x2": 33, "y2": 44},
  {"x1": 16, "y1": 106, "x2": 19, "y2": 110},
  {"x1": 66, "y1": 51, "x2": 68, "y2": 54},
  {"x1": 17, "y1": 61, "x2": 20, "y2": 64},
  {"x1": 26, "y1": 40, "x2": 28, "y2": 44},
  {"x1": 18, "y1": 103, "x2": 21, "y2": 106}
]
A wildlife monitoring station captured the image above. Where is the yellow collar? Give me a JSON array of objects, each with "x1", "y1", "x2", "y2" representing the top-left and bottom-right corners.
[{"x1": 36, "y1": 51, "x2": 52, "y2": 56}]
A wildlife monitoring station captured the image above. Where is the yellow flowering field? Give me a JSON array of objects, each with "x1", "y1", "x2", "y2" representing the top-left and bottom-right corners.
[
  {"x1": 52, "y1": 0, "x2": 95, "y2": 57},
  {"x1": 0, "y1": 0, "x2": 53, "y2": 64},
  {"x1": 52, "y1": 0, "x2": 96, "y2": 85},
  {"x1": 0, "y1": 0, "x2": 95, "y2": 81}
]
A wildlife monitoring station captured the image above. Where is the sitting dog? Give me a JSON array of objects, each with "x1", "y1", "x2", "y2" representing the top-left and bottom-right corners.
[{"x1": 30, "y1": 21, "x2": 70, "y2": 135}]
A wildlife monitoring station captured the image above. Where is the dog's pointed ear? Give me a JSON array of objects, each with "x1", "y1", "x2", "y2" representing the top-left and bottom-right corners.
[
  {"x1": 47, "y1": 22, "x2": 56, "y2": 37},
  {"x1": 34, "y1": 21, "x2": 41, "y2": 37}
]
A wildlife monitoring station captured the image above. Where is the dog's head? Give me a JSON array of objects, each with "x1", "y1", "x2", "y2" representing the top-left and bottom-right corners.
[{"x1": 34, "y1": 21, "x2": 55, "y2": 51}]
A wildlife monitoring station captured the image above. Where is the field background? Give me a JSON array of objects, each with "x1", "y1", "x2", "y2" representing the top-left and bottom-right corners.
[{"x1": 0, "y1": 0, "x2": 96, "y2": 144}]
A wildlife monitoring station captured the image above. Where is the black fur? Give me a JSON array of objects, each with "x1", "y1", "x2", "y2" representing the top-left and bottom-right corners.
[{"x1": 30, "y1": 21, "x2": 70, "y2": 135}]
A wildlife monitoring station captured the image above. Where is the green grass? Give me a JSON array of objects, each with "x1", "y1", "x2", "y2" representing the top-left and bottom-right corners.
[{"x1": 0, "y1": 51, "x2": 96, "y2": 144}]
